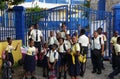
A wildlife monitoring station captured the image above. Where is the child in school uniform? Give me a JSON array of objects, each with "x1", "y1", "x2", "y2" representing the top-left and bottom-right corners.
[
  {"x1": 46, "y1": 44, "x2": 59, "y2": 78},
  {"x1": 5, "y1": 37, "x2": 19, "y2": 73},
  {"x1": 68, "y1": 36, "x2": 81, "y2": 79},
  {"x1": 23, "y1": 38, "x2": 37, "y2": 79},
  {"x1": 108, "y1": 37, "x2": 120, "y2": 79},
  {"x1": 41, "y1": 42, "x2": 49, "y2": 77},
  {"x1": 58, "y1": 38, "x2": 68, "y2": 79},
  {"x1": 48, "y1": 31, "x2": 58, "y2": 50}
]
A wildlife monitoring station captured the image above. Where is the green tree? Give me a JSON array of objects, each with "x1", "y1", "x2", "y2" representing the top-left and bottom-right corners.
[
  {"x1": 83, "y1": 0, "x2": 90, "y2": 8},
  {"x1": 0, "y1": 0, "x2": 25, "y2": 9},
  {"x1": 26, "y1": 6, "x2": 44, "y2": 27},
  {"x1": 0, "y1": 1, "x2": 6, "y2": 10}
]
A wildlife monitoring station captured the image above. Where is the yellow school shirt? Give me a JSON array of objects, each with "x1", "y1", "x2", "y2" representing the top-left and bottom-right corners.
[
  {"x1": 110, "y1": 37, "x2": 118, "y2": 46},
  {"x1": 27, "y1": 46, "x2": 36, "y2": 56},
  {"x1": 71, "y1": 43, "x2": 80, "y2": 64}
]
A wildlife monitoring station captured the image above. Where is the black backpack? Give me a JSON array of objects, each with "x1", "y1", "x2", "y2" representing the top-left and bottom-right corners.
[{"x1": 2, "y1": 60, "x2": 12, "y2": 79}]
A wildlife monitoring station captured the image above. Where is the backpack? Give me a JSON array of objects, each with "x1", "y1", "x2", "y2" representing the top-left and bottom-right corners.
[{"x1": 2, "y1": 60, "x2": 12, "y2": 79}]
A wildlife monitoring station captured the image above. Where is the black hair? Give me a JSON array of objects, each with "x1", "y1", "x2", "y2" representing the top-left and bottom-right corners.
[
  {"x1": 7, "y1": 37, "x2": 11, "y2": 42},
  {"x1": 117, "y1": 37, "x2": 120, "y2": 43},
  {"x1": 113, "y1": 31, "x2": 118, "y2": 34},
  {"x1": 61, "y1": 22, "x2": 66, "y2": 28},
  {"x1": 28, "y1": 24, "x2": 34, "y2": 28},
  {"x1": 97, "y1": 27, "x2": 103, "y2": 31},
  {"x1": 81, "y1": 29, "x2": 86, "y2": 34},
  {"x1": 59, "y1": 38, "x2": 64, "y2": 42},
  {"x1": 29, "y1": 38, "x2": 33, "y2": 43},
  {"x1": 34, "y1": 23, "x2": 39, "y2": 29},
  {"x1": 52, "y1": 44, "x2": 58, "y2": 49}
]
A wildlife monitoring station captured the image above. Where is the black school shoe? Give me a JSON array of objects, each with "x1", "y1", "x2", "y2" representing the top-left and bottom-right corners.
[
  {"x1": 108, "y1": 75, "x2": 114, "y2": 79},
  {"x1": 97, "y1": 71, "x2": 101, "y2": 75},
  {"x1": 25, "y1": 77, "x2": 28, "y2": 79},
  {"x1": 31, "y1": 76, "x2": 37, "y2": 79},
  {"x1": 101, "y1": 66, "x2": 105, "y2": 70},
  {"x1": 91, "y1": 70, "x2": 96, "y2": 73}
]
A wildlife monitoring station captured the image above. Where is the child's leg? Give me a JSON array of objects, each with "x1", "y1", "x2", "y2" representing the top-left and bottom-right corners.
[
  {"x1": 58, "y1": 66, "x2": 62, "y2": 79},
  {"x1": 75, "y1": 76, "x2": 79, "y2": 79},
  {"x1": 71, "y1": 76, "x2": 75, "y2": 79},
  {"x1": 43, "y1": 67, "x2": 47, "y2": 77},
  {"x1": 31, "y1": 71, "x2": 37, "y2": 79},
  {"x1": 64, "y1": 64, "x2": 67, "y2": 79},
  {"x1": 24, "y1": 71, "x2": 28, "y2": 79}
]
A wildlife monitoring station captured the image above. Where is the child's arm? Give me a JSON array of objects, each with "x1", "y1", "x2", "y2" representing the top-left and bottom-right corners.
[{"x1": 14, "y1": 43, "x2": 19, "y2": 51}]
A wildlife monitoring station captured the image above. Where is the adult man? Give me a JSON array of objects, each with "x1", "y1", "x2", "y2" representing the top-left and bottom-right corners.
[
  {"x1": 97, "y1": 27, "x2": 107, "y2": 70},
  {"x1": 78, "y1": 29, "x2": 89, "y2": 76},
  {"x1": 91, "y1": 31, "x2": 104, "y2": 74},
  {"x1": 110, "y1": 31, "x2": 119, "y2": 70},
  {"x1": 30, "y1": 23, "x2": 43, "y2": 66}
]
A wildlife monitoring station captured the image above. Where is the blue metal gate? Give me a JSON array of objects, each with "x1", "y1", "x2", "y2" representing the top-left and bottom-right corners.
[
  {"x1": 0, "y1": 9, "x2": 16, "y2": 41},
  {"x1": 25, "y1": 5, "x2": 112, "y2": 58}
]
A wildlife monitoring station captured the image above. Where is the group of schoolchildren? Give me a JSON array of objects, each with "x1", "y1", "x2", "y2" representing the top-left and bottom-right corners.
[
  {"x1": 24, "y1": 23, "x2": 89, "y2": 79},
  {"x1": 3, "y1": 22, "x2": 120, "y2": 79}
]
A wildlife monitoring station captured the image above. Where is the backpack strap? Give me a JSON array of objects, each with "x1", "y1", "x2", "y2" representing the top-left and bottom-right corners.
[
  {"x1": 99, "y1": 37, "x2": 101, "y2": 45},
  {"x1": 54, "y1": 52, "x2": 56, "y2": 58},
  {"x1": 63, "y1": 44, "x2": 67, "y2": 51},
  {"x1": 92, "y1": 37, "x2": 95, "y2": 49},
  {"x1": 49, "y1": 50, "x2": 56, "y2": 58}
]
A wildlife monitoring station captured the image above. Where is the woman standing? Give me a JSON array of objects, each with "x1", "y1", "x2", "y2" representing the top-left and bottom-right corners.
[{"x1": 68, "y1": 36, "x2": 81, "y2": 79}]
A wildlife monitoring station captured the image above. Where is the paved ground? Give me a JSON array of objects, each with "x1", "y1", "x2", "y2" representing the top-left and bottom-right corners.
[{"x1": 2, "y1": 59, "x2": 120, "y2": 79}]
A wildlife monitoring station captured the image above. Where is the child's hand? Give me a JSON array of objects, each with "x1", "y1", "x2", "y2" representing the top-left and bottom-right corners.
[{"x1": 17, "y1": 42, "x2": 20, "y2": 46}]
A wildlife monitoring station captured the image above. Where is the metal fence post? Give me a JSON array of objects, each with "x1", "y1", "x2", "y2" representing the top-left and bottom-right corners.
[
  {"x1": 113, "y1": 4, "x2": 120, "y2": 34},
  {"x1": 13, "y1": 6, "x2": 25, "y2": 44}
]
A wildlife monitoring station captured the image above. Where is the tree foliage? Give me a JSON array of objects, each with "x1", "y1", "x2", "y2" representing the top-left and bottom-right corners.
[
  {"x1": 83, "y1": 0, "x2": 90, "y2": 8},
  {"x1": 0, "y1": 0, "x2": 25, "y2": 9},
  {"x1": 0, "y1": 1, "x2": 6, "y2": 10},
  {"x1": 26, "y1": 6, "x2": 44, "y2": 27}
]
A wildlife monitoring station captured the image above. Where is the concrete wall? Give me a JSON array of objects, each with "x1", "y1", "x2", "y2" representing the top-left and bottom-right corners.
[{"x1": 90, "y1": 0, "x2": 120, "y2": 11}]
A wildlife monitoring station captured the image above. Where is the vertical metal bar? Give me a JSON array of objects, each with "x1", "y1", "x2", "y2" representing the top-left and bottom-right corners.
[{"x1": 108, "y1": 12, "x2": 112, "y2": 58}]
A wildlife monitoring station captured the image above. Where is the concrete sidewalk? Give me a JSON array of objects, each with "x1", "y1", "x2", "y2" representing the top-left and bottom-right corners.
[{"x1": 8, "y1": 59, "x2": 120, "y2": 79}]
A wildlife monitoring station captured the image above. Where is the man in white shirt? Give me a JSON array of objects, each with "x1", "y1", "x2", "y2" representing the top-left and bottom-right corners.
[
  {"x1": 97, "y1": 27, "x2": 107, "y2": 70},
  {"x1": 78, "y1": 29, "x2": 89, "y2": 54},
  {"x1": 78, "y1": 29, "x2": 89, "y2": 76},
  {"x1": 91, "y1": 31, "x2": 104, "y2": 74},
  {"x1": 30, "y1": 23, "x2": 43, "y2": 66}
]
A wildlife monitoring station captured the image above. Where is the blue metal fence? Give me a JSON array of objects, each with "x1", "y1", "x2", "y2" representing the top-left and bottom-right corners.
[
  {"x1": 0, "y1": 9, "x2": 16, "y2": 41},
  {"x1": 25, "y1": 0, "x2": 85, "y2": 4},
  {"x1": 25, "y1": 5, "x2": 112, "y2": 58}
]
